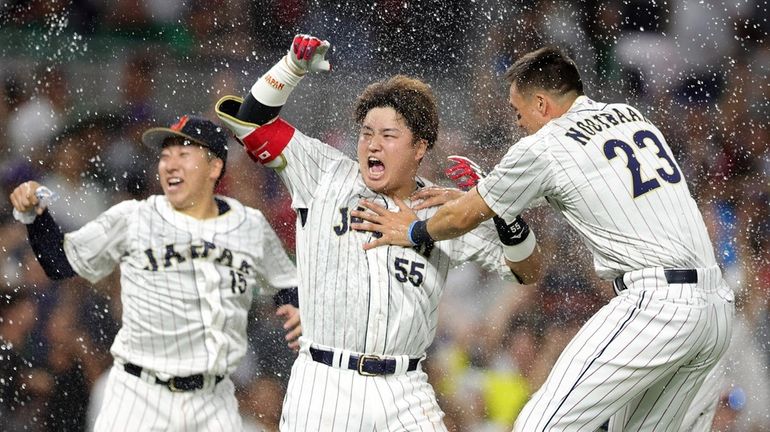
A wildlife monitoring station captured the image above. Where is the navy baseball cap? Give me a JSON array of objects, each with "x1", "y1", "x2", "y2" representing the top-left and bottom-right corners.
[{"x1": 141, "y1": 115, "x2": 228, "y2": 163}]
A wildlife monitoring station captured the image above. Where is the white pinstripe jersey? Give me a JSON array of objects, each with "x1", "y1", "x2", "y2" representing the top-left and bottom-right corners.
[
  {"x1": 274, "y1": 129, "x2": 510, "y2": 358},
  {"x1": 478, "y1": 96, "x2": 717, "y2": 280},
  {"x1": 62, "y1": 195, "x2": 297, "y2": 378}
]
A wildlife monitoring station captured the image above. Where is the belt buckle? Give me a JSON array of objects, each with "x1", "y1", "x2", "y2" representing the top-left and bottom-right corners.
[
  {"x1": 167, "y1": 377, "x2": 184, "y2": 392},
  {"x1": 357, "y1": 354, "x2": 381, "y2": 376}
]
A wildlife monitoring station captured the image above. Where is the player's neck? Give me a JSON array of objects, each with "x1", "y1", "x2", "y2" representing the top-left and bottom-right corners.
[
  {"x1": 385, "y1": 181, "x2": 417, "y2": 201},
  {"x1": 551, "y1": 92, "x2": 581, "y2": 117}
]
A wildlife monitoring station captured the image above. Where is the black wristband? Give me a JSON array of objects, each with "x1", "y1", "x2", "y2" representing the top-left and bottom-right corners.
[
  {"x1": 493, "y1": 215, "x2": 530, "y2": 246},
  {"x1": 408, "y1": 220, "x2": 434, "y2": 246}
]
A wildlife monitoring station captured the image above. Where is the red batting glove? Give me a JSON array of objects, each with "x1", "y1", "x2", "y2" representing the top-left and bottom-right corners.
[
  {"x1": 445, "y1": 155, "x2": 488, "y2": 191},
  {"x1": 287, "y1": 34, "x2": 331, "y2": 74}
]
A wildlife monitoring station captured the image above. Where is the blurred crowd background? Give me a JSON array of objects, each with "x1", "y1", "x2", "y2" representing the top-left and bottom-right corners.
[{"x1": 1, "y1": 0, "x2": 769, "y2": 431}]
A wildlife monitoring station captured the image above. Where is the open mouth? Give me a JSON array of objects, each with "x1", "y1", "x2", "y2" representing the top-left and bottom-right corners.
[
  {"x1": 367, "y1": 157, "x2": 385, "y2": 177},
  {"x1": 167, "y1": 177, "x2": 184, "y2": 190}
]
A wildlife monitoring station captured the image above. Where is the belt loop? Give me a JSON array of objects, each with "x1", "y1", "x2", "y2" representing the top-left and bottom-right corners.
[
  {"x1": 134, "y1": 365, "x2": 155, "y2": 385},
  {"x1": 394, "y1": 355, "x2": 409, "y2": 375},
  {"x1": 613, "y1": 274, "x2": 628, "y2": 295},
  {"x1": 141, "y1": 369, "x2": 155, "y2": 385},
  {"x1": 204, "y1": 375, "x2": 221, "y2": 391},
  {"x1": 333, "y1": 349, "x2": 344, "y2": 369}
]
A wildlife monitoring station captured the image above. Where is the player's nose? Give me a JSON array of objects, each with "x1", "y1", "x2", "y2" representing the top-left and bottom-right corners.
[
  {"x1": 367, "y1": 135, "x2": 383, "y2": 151},
  {"x1": 160, "y1": 155, "x2": 181, "y2": 172}
]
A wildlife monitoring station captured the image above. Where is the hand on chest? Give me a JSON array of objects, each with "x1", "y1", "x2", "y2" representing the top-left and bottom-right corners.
[{"x1": 331, "y1": 205, "x2": 374, "y2": 237}]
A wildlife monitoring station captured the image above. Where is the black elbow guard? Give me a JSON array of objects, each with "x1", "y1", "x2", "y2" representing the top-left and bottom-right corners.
[{"x1": 493, "y1": 215, "x2": 530, "y2": 246}]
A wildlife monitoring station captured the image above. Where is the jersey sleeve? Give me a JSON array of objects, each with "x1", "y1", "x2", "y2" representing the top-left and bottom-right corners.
[
  {"x1": 62, "y1": 200, "x2": 139, "y2": 284},
  {"x1": 451, "y1": 219, "x2": 513, "y2": 280},
  {"x1": 477, "y1": 136, "x2": 554, "y2": 222},
  {"x1": 251, "y1": 212, "x2": 298, "y2": 295},
  {"x1": 275, "y1": 129, "x2": 348, "y2": 208}
]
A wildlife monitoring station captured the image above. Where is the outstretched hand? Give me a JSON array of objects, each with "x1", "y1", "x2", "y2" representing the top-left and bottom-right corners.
[
  {"x1": 276, "y1": 304, "x2": 302, "y2": 352},
  {"x1": 350, "y1": 197, "x2": 418, "y2": 250}
]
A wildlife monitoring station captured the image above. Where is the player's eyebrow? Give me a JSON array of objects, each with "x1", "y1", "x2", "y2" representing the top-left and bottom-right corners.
[{"x1": 361, "y1": 125, "x2": 402, "y2": 134}]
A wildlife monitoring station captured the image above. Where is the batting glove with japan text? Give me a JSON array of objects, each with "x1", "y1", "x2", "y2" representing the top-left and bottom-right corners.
[
  {"x1": 215, "y1": 34, "x2": 332, "y2": 167},
  {"x1": 285, "y1": 34, "x2": 331, "y2": 75}
]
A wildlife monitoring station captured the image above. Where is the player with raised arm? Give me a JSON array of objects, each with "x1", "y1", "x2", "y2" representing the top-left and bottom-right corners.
[
  {"x1": 9, "y1": 115, "x2": 301, "y2": 431},
  {"x1": 215, "y1": 35, "x2": 538, "y2": 431},
  {"x1": 353, "y1": 47, "x2": 734, "y2": 431}
]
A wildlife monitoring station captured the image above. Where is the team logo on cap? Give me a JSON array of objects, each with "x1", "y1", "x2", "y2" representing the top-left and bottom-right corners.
[{"x1": 171, "y1": 115, "x2": 189, "y2": 132}]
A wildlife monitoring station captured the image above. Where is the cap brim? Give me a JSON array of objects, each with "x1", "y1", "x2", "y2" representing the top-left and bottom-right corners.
[{"x1": 141, "y1": 127, "x2": 206, "y2": 150}]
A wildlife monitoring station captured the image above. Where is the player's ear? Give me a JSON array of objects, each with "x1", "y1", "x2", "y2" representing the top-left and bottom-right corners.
[
  {"x1": 209, "y1": 158, "x2": 224, "y2": 181},
  {"x1": 414, "y1": 138, "x2": 428, "y2": 164},
  {"x1": 536, "y1": 93, "x2": 547, "y2": 115}
]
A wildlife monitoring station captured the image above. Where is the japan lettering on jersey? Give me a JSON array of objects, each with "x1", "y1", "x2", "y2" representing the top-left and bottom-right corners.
[
  {"x1": 62, "y1": 195, "x2": 297, "y2": 377},
  {"x1": 477, "y1": 96, "x2": 717, "y2": 280},
  {"x1": 270, "y1": 128, "x2": 510, "y2": 358}
]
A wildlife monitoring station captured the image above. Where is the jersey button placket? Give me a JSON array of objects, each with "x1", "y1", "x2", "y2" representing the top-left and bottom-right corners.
[
  {"x1": 197, "y1": 257, "x2": 227, "y2": 372},
  {"x1": 364, "y1": 246, "x2": 389, "y2": 353}
]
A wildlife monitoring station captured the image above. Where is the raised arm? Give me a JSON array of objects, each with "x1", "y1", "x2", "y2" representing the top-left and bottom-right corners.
[
  {"x1": 9, "y1": 181, "x2": 76, "y2": 280},
  {"x1": 215, "y1": 34, "x2": 331, "y2": 166}
]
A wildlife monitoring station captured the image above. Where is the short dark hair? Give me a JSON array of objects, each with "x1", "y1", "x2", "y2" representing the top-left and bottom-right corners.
[
  {"x1": 354, "y1": 75, "x2": 439, "y2": 149},
  {"x1": 504, "y1": 47, "x2": 584, "y2": 96}
]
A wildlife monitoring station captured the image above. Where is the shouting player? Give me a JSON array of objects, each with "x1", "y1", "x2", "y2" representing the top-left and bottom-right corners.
[
  {"x1": 353, "y1": 47, "x2": 735, "y2": 431},
  {"x1": 9, "y1": 115, "x2": 301, "y2": 431},
  {"x1": 215, "y1": 35, "x2": 531, "y2": 430}
]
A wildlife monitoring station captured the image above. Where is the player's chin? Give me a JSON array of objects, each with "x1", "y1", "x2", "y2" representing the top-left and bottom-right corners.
[
  {"x1": 165, "y1": 192, "x2": 189, "y2": 210},
  {"x1": 162, "y1": 187, "x2": 177, "y2": 200},
  {"x1": 362, "y1": 175, "x2": 388, "y2": 193}
]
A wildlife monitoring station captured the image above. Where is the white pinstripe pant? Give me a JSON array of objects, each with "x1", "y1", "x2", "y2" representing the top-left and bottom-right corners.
[
  {"x1": 514, "y1": 266, "x2": 734, "y2": 432},
  {"x1": 93, "y1": 365, "x2": 241, "y2": 431},
  {"x1": 280, "y1": 348, "x2": 447, "y2": 432}
]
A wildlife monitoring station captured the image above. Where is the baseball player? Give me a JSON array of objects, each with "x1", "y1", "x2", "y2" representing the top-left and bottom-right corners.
[
  {"x1": 354, "y1": 47, "x2": 735, "y2": 431},
  {"x1": 8, "y1": 115, "x2": 302, "y2": 431},
  {"x1": 214, "y1": 35, "x2": 529, "y2": 431}
]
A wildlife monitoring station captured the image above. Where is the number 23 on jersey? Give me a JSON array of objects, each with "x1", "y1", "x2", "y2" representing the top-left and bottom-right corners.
[{"x1": 604, "y1": 129, "x2": 682, "y2": 198}]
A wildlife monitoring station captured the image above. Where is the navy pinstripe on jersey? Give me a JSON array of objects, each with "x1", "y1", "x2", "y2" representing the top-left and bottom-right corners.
[
  {"x1": 276, "y1": 130, "x2": 510, "y2": 358},
  {"x1": 478, "y1": 96, "x2": 716, "y2": 280},
  {"x1": 63, "y1": 195, "x2": 297, "y2": 378},
  {"x1": 474, "y1": 96, "x2": 734, "y2": 432}
]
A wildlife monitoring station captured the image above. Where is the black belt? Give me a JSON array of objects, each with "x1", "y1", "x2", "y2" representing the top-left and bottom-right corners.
[
  {"x1": 614, "y1": 269, "x2": 698, "y2": 294},
  {"x1": 309, "y1": 347, "x2": 420, "y2": 376},
  {"x1": 124, "y1": 363, "x2": 223, "y2": 392}
]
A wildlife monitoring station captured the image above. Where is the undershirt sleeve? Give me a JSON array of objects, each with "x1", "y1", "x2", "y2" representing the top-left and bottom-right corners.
[{"x1": 27, "y1": 210, "x2": 76, "y2": 280}]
